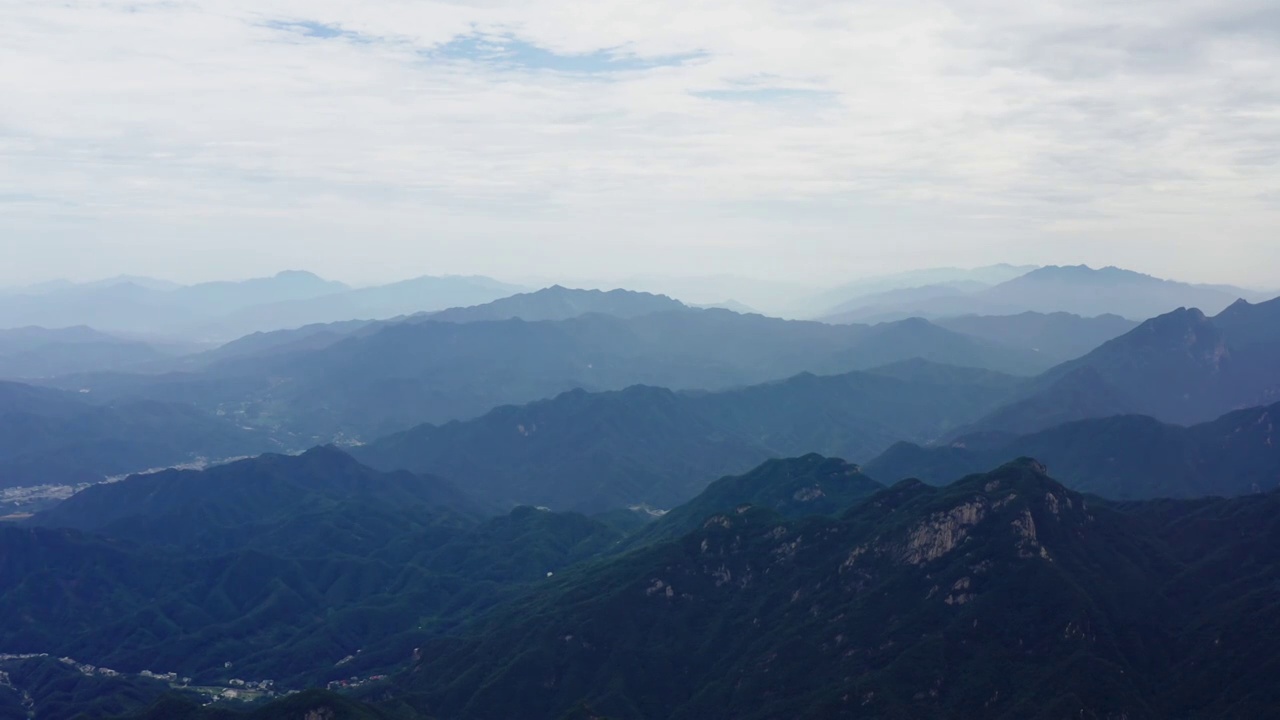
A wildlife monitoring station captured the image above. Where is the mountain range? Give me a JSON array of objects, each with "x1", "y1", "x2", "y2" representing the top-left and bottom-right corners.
[
  {"x1": 819, "y1": 265, "x2": 1271, "y2": 322},
  {"x1": 353, "y1": 362, "x2": 1020, "y2": 512},
  {"x1": 933, "y1": 312, "x2": 1139, "y2": 364},
  {"x1": 43, "y1": 301, "x2": 1049, "y2": 441},
  {"x1": 424, "y1": 285, "x2": 688, "y2": 324},
  {"x1": 0, "y1": 381, "x2": 278, "y2": 490},
  {"x1": 616, "y1": 453, "x2": 884, "y2": 550},
  {"x1": 0, "y1": 326, "x2": 184, "y2": 380},
  {"x1": 5, "y1": 449, "x2": 615, "y2": 692},
  {"x1": 10, "y1": 289, "x2": 1277, "y2": 506},
  {"x1": 169, "y1": 286, "x2": 689, "y2": 372},
  {"x1": 867, "y1": 401, "x2": 1280, "y2": 499},
  {"x1": 805, "y1": 264, "x2": 1037, "y2": 316},
  {"x1": 965, "y1": 296, "x2": 1280, "y2": 433},
  {"x1": 30, "y1": 446, "x2": 478, "y2": 545},
  {"x1": 7, "y1": 264, "x2": 1280, "y2": 720},
  {"x1": 6, "y1": 265, "x2": 1270, "y2": 347},
  {"x1": 0, "y1": 272, "x2": 525, "y2": 342},
  {"x1": 8, "y1": 448, "x2": 1280, "y2": 718},
  {"x1": 388, "y1": 458, "x2": 1280, "y2": 719}
]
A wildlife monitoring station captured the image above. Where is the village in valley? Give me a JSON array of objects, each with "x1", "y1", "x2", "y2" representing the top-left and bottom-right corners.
[{"x1": 0, "y1": 652, "x2": 286, "y2": 710}]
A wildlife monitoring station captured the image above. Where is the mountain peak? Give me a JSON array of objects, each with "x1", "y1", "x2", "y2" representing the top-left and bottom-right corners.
[
  {"x1": 273, "y1": 269, "x2": 325, "y2": 281},
  {"x1": 888, "y1": 316, "x2": 934, "y2": 329},
  {"x1": 1139, "y1": 305, "x2": 1208, "y2": 331},
  {"x1": 31, "y1": 446, "x2": 473, "y2": 537},
  {"x1": 618, "y1": 454, "x2": 884, "y2": 550},
  {"x1": 1216, "y1": 294, "x2": 1280, "y2": 320},
  {"x1": 1020, "y1": 265, "x2": 1154, "y2": 284},
  {"x1": 429, "y1": 285, "x2": 687, "y2": 324},
  {"x1": 298, "y1": 443, "x2": 359, "y2": 464},
  {"x1": 984, "y1": 456, "x2": 1053, "y2": 482}
]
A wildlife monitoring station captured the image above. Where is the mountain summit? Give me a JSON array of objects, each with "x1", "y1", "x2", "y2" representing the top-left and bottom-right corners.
[
  {"x1": 818, "y1": 265, "x2": 1265, "y2": 321},
  {"x1": 963, "y1": 295, "x2": 1280, "y2": 432},
  {"x1": 392, "y1": 458, "x2": 1280, "y2": 719},
  {"x1": 425, "y1": 285, "x2": 689, "y2": 323}
]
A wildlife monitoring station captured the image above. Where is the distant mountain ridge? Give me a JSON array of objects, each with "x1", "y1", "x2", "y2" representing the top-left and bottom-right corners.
[
  {"x1": 391, "y1": 459, "x2": 1280, "y2": 719},
  {"x1": 353, "y1": 362, "x2": 1021, "y2": 512},
  {"x1": 0, "y1": 326, "x2": 176, "y2": 379},
  {"x1": 198, "y1": 274, "x2": 528, "y2": 340},
  {"x1": 933, "y1": 312, "x2": 1139, "y2": 364},
  {"x1": 867, "y1": 401, "x2": 1280, "y2": 499},
  {"x1": 5, "y1": 450, "x2": 620, "y2": 690},
  {"x1": 0, "y1": 272, "x2": 525, "y2": 341},
  {"x1": 617, "y1": 454, "x2": 884, "y2": 550},
  {"x1": 11, "y1": 452, "x2": 1280, "y2": 717},
  {"x1": 424, "y1": 286, "x2": 688, "y2": 323},
  {"x1": 52, "y1": 310, "x2": 1049, "y2": 440},
  {"x1": 806, "y1": 264, "x2": 1037, "y2": 315},
  {"x1": 818, "y1": 265, "x2": 1269, "y2": 322},
  {"x1": 0, "y1": 380, "x2": 279, "y2": 490},
  {"x1": 820, "y1": 282, "x2": 986, "y2": 321},
  {"x1": 958, "y1": 296, "x2": 1280, "y2": 434},
  {"x1": 29, "y1": 445, "x2": 478, "y2": 544},
  {"x1": 167, "y1": 287, "x2": 688, "y2": 372},
  {"x1": 11, "y1": 261, "x2": 1280, "y2": 720}
]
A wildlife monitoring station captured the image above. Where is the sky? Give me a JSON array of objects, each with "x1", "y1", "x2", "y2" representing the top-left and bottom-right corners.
[{"x1": 1, "y1": 0, "x2": 1278, "y2": 288}]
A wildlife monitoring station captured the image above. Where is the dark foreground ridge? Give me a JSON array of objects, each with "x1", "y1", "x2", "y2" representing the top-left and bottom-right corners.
[
  {"x1": 8, "y1": 452, "x2": 1280, "y2": 719},
  {"x1": 868, "y1": 401, "x2": 1280, "y2": 498},
  {"x1": 388, "y1": 458, "x2": 1280, "y2": 719}
]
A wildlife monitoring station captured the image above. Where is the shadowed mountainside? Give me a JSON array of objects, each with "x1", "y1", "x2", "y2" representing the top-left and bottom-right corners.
[
  {"x1": 0, "y1": 380, "x2": 279, "y2": 490},
  {"x1": 866, "y1": 401, "x2": 1280, "y2": 499},
  {"x1": 49, "y1": 309, "x2": 1047, "y2": 441},
  {"x1": 961, "y1": 296, "x2": 1280, "y2": 434},
  {"x1": 353, "y1": 362, "x2": 1020, "y2": 511}
]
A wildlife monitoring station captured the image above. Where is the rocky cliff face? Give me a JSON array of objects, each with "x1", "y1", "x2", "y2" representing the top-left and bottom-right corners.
[{"x1": 405, "y1": 459, "x2": 1166, "y2": 720}]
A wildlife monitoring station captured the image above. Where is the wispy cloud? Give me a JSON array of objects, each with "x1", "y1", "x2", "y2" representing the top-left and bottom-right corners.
[
  {"x1": 0, "y1": 0, "x2": 1277, "y2": 285},
  {"x1": 423, "y1": 31, "x2": 705, "y2": 74},
  {"x1": 265, "y1": 19, "x2": 374, "y2": 43}
]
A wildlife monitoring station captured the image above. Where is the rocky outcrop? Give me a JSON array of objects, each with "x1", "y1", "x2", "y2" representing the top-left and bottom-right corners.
[{"x1": 901, "y1": 499, "x2": 988, "y2": 565}]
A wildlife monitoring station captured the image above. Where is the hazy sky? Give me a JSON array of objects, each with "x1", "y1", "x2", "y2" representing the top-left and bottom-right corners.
[{"x1": 2, "y1": 0, "x2": 1278, "y2": 287}]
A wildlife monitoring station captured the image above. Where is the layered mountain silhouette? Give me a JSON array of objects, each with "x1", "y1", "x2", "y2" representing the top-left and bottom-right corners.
[
  {"x1": 0, "y1": 326, "x2": 179, "y2": 379},
  {"x1": 352, "y1": 363, "x2": 1021, "y2": 511},
  {"x1": 385, "y1": 459, "x2": 1280, "y2": 719},
  {"x1": 30, "y1": 446, "x2": 479, "y2": 546},
  {"x1": 0, "y1": 272, "x2": 524, "y2": 341},
  {"x1": 179, "y1": 286, "x2": 690, "y2": 370},
  {"x1": 0, "y1": 271, "x2": 347, "y2": 338},
  {"x1": 867, "y1": 401, "x2": 1280, "y2": 499},
  {"x1": 185, "y1": 319, "x2": 380, "y2": 367},
  {"x1": 806, "y1": 264, "x2": 1036, "y2": 317},
  {"x1": 0, "y1": 380, "x2": 277, "y2": 489},
  {"x1": 11, "y1": 454, "x2": 1280, "y2": 718},
  {"x1": 52, "y1": 307, "x2": 1047, "y2": 440},
  {"x1": 933, "y1": 312, "x2": 1139, "y2": 365},
  {"x1": 963, "y1": 296, "x2": 1280, "y2": 433},
  {"x1": 819, "y1": 265, "x2": 1267, "y2": 322},
  {"x1": 424, "y1": 285, "x2": 688, "y2": 323},
  {"x1": 618, "y1": 454, "x2": 884, "y2": 550},
  {"x1": 9, "y1": 267, "x2": 1280, "y2": 720},
  {"x1": 818, "y1": 282, "x2": 987, "y2": 323},
  {"x1": 7, "y1": 449, "x2": 617, "y2": 690},
  {"x1": 199, "y1": 274, "x2": 527, "y2": 340}
]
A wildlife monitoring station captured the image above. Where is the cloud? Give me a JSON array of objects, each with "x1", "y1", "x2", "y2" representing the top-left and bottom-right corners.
[{"x1": 0, "y1": 0, "x2": 1277, "y2": 286}]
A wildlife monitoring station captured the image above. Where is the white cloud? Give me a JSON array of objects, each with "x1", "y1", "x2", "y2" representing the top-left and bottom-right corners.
[{"x1": 0, "y1": 0, "x2": 1277, "y2": 286}]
